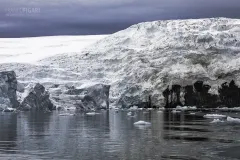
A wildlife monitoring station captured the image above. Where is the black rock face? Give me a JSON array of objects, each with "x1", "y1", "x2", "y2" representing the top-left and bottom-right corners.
[
  {"x1": 20, "y1": 83, "x2": 55, "y2": 111},
  {"x1": 218, "y1": 80, "x2": 240, "y2": 107},
  {"x1": 66, "y1": 84, "x2": 110, "y2": 110},
  {"x1": 163, "y1": 85, "x2": 182, "y2": 108},
  {"x1": 163, "y1": 80, "x2": 240, "y2": 108},
  {"x1": 0, "y1": 71, "x2": 19, "y2": 108}
]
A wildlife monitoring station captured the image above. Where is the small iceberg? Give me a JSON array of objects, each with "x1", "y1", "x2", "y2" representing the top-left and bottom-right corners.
[
  {"x1": 129, "y1": 106, "x2": 138, "y2": 111},
  {"x1": 147, "y1": 108, "x2": 153, "y2": 111},
  {"x1": 158, "y1": 107, "x2": 165, "y2": 111},
  {"x1": 2, "y1": 107, "x2": 16, "y2": 113},
  {"x1": 172, "y1": 110, "x2": 181, "y2": 114},
  {"x1": 127, "y1": 112, "x2": 132, "y2": 116},
  {"x1": 134, "y1": 120, "x2": 151, "y2": 125},
  {"x1": 210, "y1": 119, "x2": 224, "y2": 123},
  {"x1": 176, "y1": 106, "x2": 197, "y2": 111},
  {"x1": 86, "y1": 112, "x2": 100, "y2": 116},
  {"x1": 66, "y1": 107, "x2": 76, "y2": 111},
  {"x1": 203, "y1": 114, "x2": 226, "y2": 119},
  {"x1": 227, "y1": 116, "x2": 240, "y2": 123},
  {"x1": 59, "y1": 113, "x2": 75, "y2": 116},
  {"x1": 157, "y1": 110, "x2": 163, "y2": 113}
]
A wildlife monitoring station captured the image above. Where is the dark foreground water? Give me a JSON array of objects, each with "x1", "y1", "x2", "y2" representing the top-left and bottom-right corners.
[{"x1": 0, "y1": 110, "x2": 240, "y2": 160}]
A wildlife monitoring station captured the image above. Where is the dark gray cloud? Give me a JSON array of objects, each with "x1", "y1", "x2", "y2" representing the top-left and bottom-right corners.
[{"x1": 0, "y1": 0, "x2": 240, "y2": 37}]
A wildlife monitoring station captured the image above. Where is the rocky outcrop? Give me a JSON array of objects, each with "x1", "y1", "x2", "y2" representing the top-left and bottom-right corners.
[
  {"x1": 163, "y1": 85, "x2": 183, "y2": 108},
  {"x1": 162, "y1": 80, "x2": 240, "y2": 108},
  {"x1": 219, "y1": 80, "x2": 240, "y2": 107},
  {"x1": 0, "y1": 71, "x2": 19, "y2": 110},
  {"x1": 65, "y1": 84, "x2": 110, "y2": 110},
  {"x1": 19, "y1": 83, "x2": 55, "y2": 111}
]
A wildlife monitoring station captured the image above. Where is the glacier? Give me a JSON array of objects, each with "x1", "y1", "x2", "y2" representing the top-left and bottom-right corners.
[{"x1": 1, "y1": 18, "x2": 240, "y2": 108}]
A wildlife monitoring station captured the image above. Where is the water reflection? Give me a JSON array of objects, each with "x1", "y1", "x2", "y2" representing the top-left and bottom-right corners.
[
  {"x1": 0, "y1": 110, "x2": 239, "y2": 159},
  {"x1": 0, "y1": 113, "x2": 17, "y2": 153}
]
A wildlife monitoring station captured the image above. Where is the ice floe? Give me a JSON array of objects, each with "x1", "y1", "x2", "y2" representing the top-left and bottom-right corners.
[
  {"x1": 210, "y1": 119, "x2": 225, "y2": 123},
  {"x1": 59, "y1": 113, "x2": 75, "y2": 116},
  {"x1": 134, "y1": 121, "x2": 151, "y2": 125},
  {"x1": 226, "y1": 116, "x2": 240, "y2": 123},
  {"x1": 86, "y1": 112, "x2": 100, "y2": 116},
  {"x1": 176, "y1": 106, "x2": 197, "y2": 111},
  {"x1": 203, "y1": 114, "x2": 227, "y2": 119}
]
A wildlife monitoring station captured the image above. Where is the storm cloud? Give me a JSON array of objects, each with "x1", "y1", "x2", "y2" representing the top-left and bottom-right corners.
[{"x1": 0, "y1": 0, "x2": 240, "y2": 37}]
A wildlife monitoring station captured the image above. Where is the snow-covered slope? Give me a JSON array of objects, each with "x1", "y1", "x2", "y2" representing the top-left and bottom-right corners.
[
  {"x1": 0, "y1": 35, "x2": 107, "y2": 64},
  {"x1": 1, "y1": 18, "x2": 240, "y2": 108}
]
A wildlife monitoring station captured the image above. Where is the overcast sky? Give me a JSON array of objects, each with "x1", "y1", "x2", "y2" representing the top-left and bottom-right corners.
[{"x1": 0, "y1": 0, "x2": 240, "y2": 37}]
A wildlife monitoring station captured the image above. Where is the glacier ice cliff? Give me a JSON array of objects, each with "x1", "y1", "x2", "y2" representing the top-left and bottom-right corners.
[{"x1": 1, "y1": 18, "x2": 240, "y2": 108}]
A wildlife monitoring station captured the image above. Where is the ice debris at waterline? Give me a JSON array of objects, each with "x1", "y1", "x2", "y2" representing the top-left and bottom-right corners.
[
  {"x1": 176, "y1": 106, "x2": 197, "y2": 111},
  {"x1": 127, "y1": 112, "x2": 132, "y2": 116},
  {"x1": 226, "y1": 116, "x2": 240, "y2": 123},
  {"x1": 2, "y1": 107, "x2": 16, "y2": 113},
  {"x1": 203, "y1": 114, "x2": 227, "y2": 119},
  {"x1": 210, "y1": 119, "x2": 225, "y2": 123},
  {"x1": 59, "y1": 113, "x2": 75, "y2": 116},
  {"x1": 211, "y1": 116, "x2": 240, "y2": 123},
  {"x1": 86, "y1": 112, "x2": 100, "y2": 116},
  {"x1": 134, "y1": 121, "x2": 151, "y2": 125},
  {"x1": 171, "y1": 110, "x2": 181, "y2": 114}
]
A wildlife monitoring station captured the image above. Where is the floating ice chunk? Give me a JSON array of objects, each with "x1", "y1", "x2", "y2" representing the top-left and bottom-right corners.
[
  {"x1": 147, "y1": 108, "x2": 153, "y2": 111},
  {"x1": 176, "y1": 106, "x2": 197, "y2": 111},
  {"x1": 66, "y1": 107, "x2": 76, "y2": 111},
  {"x1": 86, "y1": 112, "x2": 100, "y2": 116},
  {"x1": 134, "y1": 121, "x2": 151, "y2": 125},
  {"x1": 158, "y1": 107, "x2": 165, "y2": 111},
  {"x1": 203, "y1": 114, "x2": 226, "y2": 119},
  {"x1": 190, "y1": 112, "x2": 196, "y2": 115},
  {"x1": 129, "y1": 106, "x2": 138, "y2": 111},
  {"x1": 227, "y1": 116, "x2": 240, "y2": 123},
  {"x1": 127, "y1": 112, "x2": 132, "y2": 116},
  {"x1": 157, "y1": 111, "x2": 163, "y2": 113},
  {"x1": 2, "y1": 107, "x2": 16, "y2": 112},
  {"x1": 172, "y1": 110, "x2": 181, "y2": 114},
  {"x1": 210, "y1": 119, "x2": 224, "y2": 123},
  {"x1": 217, "y1": 107, "x2": 240, "y2": 112},
  {"x1": 59, "y1": 113, "x2": 75, "y2": 116}
]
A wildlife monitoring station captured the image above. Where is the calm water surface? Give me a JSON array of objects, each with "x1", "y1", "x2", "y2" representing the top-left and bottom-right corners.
[{"x1": 0, "y1": 110, "x2": 240, "y2": 160}]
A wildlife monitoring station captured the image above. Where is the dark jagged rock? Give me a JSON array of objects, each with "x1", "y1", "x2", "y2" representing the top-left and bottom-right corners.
[
  {"x1": 184, "y1": 85, "x2": 196, "y2": 106},
  {"x1": 19, "y1": 83, "x2": 55, "y2": 111},
  {"x1": 163, "y1": 85, "x2": 183, "y2": 108},
  {"x1": 66, "y1": 84, "x2": 110, "y2": 110},
  {"x1": 163, "y1": 81, "x2": 220, "y2": 108},
  {"x1": 0, "y1": 71, "x2": 19, "y2": 109},
  {"x1": 218, "y1": 80, "x2": 240, "y2": 107}
]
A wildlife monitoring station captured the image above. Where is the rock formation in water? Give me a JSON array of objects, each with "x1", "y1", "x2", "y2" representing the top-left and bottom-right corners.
[
  {"x1": 65, "y1": 84, "x2": 110, "y2": 110},
  {"x1": 163, "y1": 85, "x2": 182, "y2": 108},
  {"x1": 19, "y1": 83, "x2": 55, "y2": 111},
  {"x1": 0, "y1": 71, "x2": 20, "y2": 110}
]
